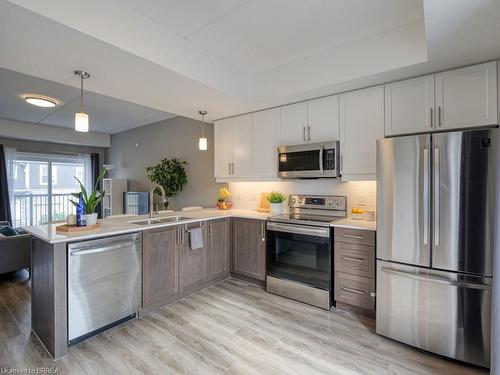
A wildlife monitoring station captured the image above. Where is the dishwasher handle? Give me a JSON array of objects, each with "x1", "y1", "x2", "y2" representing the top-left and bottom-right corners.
[{"x1": 70, "y1": 240, "x2": 140, "y2": 256}]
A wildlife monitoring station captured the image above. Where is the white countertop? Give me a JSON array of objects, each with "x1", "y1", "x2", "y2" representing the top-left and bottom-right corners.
[
  {"x1": 330, "y1": 218, "x2": 377, "y2": 231},
  {"x1": 23, "y1": 208, "x2": 376, "y2": 244},
  {"x1": 23, "y1": 208, "x2": 272, "y2": 244}
]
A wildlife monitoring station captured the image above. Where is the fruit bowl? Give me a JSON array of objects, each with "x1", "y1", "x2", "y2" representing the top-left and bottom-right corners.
[{"x1": 216, "y1": 201, "x2": 233, "y2": 210}]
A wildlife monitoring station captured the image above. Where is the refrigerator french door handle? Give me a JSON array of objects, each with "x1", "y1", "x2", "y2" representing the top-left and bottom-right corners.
[
  {"x1": 434, "y1": 147, "x2": 440, "y2": 247},
  {"x1": 423, "y1": 148, "x2": 429, "y2": 246}
]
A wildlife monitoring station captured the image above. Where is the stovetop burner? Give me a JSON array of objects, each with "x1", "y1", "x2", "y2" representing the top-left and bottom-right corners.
[
  {"x1": 267, "y1": 194, "x2": 347, "y2": 227},
  {"x1": 268, "y1": 213, "x2": 344, "y2": 227}
]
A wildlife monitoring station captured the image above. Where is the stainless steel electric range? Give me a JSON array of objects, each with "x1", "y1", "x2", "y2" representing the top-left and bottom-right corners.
[{"x1": 266, "y1": 194, "x2": 346, "y2": 309}]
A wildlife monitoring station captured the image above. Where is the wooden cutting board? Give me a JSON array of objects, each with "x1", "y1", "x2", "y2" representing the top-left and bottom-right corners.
[
  {"x1": 256, "y1": 193, "x2": 270, "y2": 212},
  {"x1": 56, "y1": 223, "x2": 101, "y2": 232}
]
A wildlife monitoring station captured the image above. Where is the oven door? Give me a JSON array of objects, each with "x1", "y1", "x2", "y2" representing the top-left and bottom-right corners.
[
  {"x1": 267, "y1": 222, "x2": 331, "y2": 290},
  {"x1": 278, "y1": 142, "x2": 338, "y2": 178}
]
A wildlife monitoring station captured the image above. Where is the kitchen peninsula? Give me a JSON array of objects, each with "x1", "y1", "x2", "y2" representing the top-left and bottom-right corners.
[{"x1": 24, "y1": 209, "x2": 272, "y2": 359}]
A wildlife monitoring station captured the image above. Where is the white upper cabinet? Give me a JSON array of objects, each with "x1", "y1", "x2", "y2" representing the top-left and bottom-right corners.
[
  {"x1": 340, "y1": 86, "x2": 384, "y2": 181},
  {"x1": 435, "y1": 61, "x2": 498, "y2": 130},
  {"x1": 252, "y1": 108, "x2": 281, "y2": 178},
  {"x1": 385, "y1": 75, "x2": 435, "y2": 136},
  {"x1": 232, "y1": 114, "x2": 253, "y2": 177},
  {"x1": 280, "y1": 102, "x2": 307, "y2": 145},
  {"x1": 214, "y1": 118, "x2": 233, "y2": 178},
  {"x1": 307, "y1": 95, "x2": 340, "y2": 142},
  {"x1": 214, "y1": 115, "x2": 252, "y2": 179}
]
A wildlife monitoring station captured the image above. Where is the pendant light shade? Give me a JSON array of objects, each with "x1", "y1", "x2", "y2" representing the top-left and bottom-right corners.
[
  {"x1": 75, "y1": 112, "x2": 89, "y2": 132},
  {"x1": 198, "y1": 110, "x2": 208, "y2": 151},
  {"x1": 74, "y1": 70, "x2": 91, "y2": 132},
  {"x1": 198, "y1": 137, "x2": 208, "y2": 151}
]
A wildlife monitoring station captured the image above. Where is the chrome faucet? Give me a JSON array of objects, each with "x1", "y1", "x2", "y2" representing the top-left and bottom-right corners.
[{"x1": 149, "y1": 185, "x2": 166, "y2": 218}]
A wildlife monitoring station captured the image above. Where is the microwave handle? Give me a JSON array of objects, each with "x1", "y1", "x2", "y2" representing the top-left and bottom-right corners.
[{"x1": 319, "y1": 146, "x2": 324, "y2": 174}]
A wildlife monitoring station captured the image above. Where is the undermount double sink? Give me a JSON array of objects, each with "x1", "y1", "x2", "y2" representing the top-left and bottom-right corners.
[{"x1": 130, "y1": 216, "x2": 192, "y2": 226}]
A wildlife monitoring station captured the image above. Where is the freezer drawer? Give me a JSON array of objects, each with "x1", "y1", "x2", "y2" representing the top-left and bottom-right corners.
[
  {"x1": 68, "y1": 233, "x2": 142, "y2": 343},
  {"x1": 376, "y1": 261, "x2": 491, "y2": 368}
]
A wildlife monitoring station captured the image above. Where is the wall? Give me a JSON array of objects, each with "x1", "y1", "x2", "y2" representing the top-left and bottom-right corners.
[
  {"x1": 105, "y1": 116, "x2": 221, "y2": 211},
  {"x1": 228, "y1": 180, "x2": 376, "y2": 216}
]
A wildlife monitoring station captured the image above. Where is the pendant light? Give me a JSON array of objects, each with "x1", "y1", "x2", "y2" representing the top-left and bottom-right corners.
[
  {"x1": 198, "y1": 110, "x2": 208, "y2": 151},
  {"x1": 74, "y1": 70, "x2": 91, "y2": 132}
]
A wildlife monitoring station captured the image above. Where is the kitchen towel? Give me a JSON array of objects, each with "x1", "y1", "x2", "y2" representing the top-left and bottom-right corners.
[{"x1": 189, "y1": 227, "x2": 203, "y2": 250}]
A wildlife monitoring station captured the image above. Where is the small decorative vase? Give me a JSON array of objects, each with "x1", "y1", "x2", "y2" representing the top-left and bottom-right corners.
[
  {"x1": 86, "y1": 213, "x2": 98, "y2": 225},
  {"x1": 270, "y1": 203, "x2": 284, "y2": 214}
]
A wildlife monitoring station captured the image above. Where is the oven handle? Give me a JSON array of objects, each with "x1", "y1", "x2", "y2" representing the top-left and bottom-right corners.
[{"x1": 267, "y1": 222, "x2": 330, "y2": 238}]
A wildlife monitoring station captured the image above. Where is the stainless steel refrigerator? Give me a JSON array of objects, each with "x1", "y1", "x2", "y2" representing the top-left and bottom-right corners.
[{"x1": 376, "y1": 128, "x2": 498, "y2": 368}]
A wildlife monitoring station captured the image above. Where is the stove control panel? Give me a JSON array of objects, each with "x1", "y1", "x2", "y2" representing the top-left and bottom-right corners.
[{"x1": 289, "y1": 194, "x2": 346, "y2": 211}]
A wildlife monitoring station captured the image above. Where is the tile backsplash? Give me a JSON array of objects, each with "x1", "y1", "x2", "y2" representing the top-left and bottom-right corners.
[{"x1": 228, "y1": 180, "x2": 376, "y2": 215}]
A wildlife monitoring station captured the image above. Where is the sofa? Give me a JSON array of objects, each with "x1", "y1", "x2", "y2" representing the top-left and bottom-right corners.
[{"x1": 0, "y1": 221, "x2": 32, "y2": 275}]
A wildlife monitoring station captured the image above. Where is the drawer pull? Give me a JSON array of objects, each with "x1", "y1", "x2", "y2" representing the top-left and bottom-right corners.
[
  {"x1": 342, "y1": 287, "x2": 365, "y2": 295},
  {"x1": 343, "y1": 256, "x2": 363, "y2": 263},
  {"x1": 370, "y1": 292, "x2": 376, "y2": 298},
  {"x1": 342, "y1": 234, "x2": 364, "y2": 239}
]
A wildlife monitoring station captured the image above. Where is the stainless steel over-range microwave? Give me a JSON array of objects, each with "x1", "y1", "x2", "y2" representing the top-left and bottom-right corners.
[{"x1": 278, "y1": 141, "x2": 340, "y2": 179}]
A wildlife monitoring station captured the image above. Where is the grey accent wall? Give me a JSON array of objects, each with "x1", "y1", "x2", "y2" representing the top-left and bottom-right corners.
[{"x1": 105, "y1": 116, "x2": 220, "y2": 211}]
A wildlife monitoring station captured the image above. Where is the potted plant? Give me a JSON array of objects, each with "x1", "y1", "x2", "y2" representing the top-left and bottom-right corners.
[
  {"x1": 267, "y1": 191, "x2": 287, "y2": 214},
  {"x1": 69, "y1": 167, "x2": 108, "y2": 225},
  {"x1": 145, "y1": 158, "x2": 187, "y2": 209}
]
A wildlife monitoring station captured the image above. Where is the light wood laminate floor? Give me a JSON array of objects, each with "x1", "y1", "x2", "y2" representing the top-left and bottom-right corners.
[{"x1": 0, "y1": 270, "x2": 487, "y2": 374}]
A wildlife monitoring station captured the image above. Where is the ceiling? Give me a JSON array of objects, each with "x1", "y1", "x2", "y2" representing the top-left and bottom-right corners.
[
  {"x1": 1, "y1": 0, "x2": 500, "y2": 132},
  {"x1": 121, "y1": 0, "x2": 423, "y2": 75},
  {"x1": 0, "y1": 67, "x2": 176, "y2": 134}
]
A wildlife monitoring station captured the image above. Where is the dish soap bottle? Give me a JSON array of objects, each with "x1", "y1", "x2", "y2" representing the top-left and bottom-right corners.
[{"x1": 76, "y1": 193, "x2": 85, "y2": 227}]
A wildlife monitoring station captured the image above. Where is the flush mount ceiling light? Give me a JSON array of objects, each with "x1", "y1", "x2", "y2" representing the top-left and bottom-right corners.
[
  {"x1": 24, "y1": 95, "x2": 57, "y2": 108},
  {"x1": 74, "y1": 70, "x2": 91, "y2": 132},
  {"x1": 198, "y1": 110, "x2": 208, "y2": 151}
]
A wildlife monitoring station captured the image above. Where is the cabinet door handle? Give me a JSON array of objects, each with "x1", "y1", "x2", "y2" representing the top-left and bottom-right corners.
[
  {"x1": 307, "y1": 126, "x2": 311, "y2": 142},
  {"x1": 342, "y1": 287, "x2": 365, "y2": 295},
  {"x1": 438, "y1": 106, "x2": 442, "y2": 127},
  {"x1": 261, "y1": 222, "x2": 265, "y2": 242},
  {"x1": 370, "y1": 292, "x2": 376, "y2": 298},
  {"x1": 303, "y1": 126, "x2": 306, "y2": 142},
  {"x1": 430, "y1": 107, "x2": 433, "y2": 127},
  {"x1": 342, "y1": 234, "x2": 363, "y2": 239},
  {"x1": 228, "y1": 163, "x2": 231, "y2": 175},
  {"x1": 343, "y1": 256, "x2": 363, "y2": 263}
]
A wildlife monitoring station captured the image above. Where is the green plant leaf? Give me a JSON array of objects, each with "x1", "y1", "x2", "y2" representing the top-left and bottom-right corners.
[
  {"x1": 145, "y1": 158, "x2": 188, "y2": 200},
  {"x1": 267, "y1": 191, "x2": 287, "y2": 203}
]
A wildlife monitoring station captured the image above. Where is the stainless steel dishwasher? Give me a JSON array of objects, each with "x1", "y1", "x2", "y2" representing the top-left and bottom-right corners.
[{"x1": 68, "y1": 232, "x2": 142, "y2": 345}]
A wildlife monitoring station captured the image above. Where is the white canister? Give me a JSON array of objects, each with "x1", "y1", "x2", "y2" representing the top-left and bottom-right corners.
[
  {"x1": 86, "y1": 213, "x2": 98, "y2": 225},
  {"x1": 67, "y1": 214, "x2": 76, "y2": 226},
  {"x1": 270, "y1": 202, "x2": 284, "y2": 214},
  {"x1": 365, "y1": 210, "x2": 375, "y2": 222}
]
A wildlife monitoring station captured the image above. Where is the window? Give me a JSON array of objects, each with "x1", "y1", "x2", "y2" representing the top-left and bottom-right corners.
[
  {"x1": 5, "y1": 151, "x2": 92, "y2": 226},
  {"x1": 39, "y1": 165, "x2": 48, "y2": 185}
]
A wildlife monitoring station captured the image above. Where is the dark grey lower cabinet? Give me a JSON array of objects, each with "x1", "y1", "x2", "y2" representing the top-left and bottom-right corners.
[
  {"x1": 142, "y1": 218, "x2": 265, "y2": 315},
  {"x1": 142, "y1": 226, "x2": 180, "y2": 308},
  {"x1": 179, "y1": 222, "x2": 209, "y2": 292},
  {"x1": 208, "y1": 218, "x2": 231, "y2": 280},
  {"x1": 232, "y1": 218, "x2": 266, "y2": 281}
]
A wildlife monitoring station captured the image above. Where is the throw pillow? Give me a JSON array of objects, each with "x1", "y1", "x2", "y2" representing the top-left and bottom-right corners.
[{"x1": 0, "y1": 226, "x2": 19, "y2": 236}]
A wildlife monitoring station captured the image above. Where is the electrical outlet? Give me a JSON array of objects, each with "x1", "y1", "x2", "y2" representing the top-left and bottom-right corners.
[{"x1": 358, "y1": 194, "x2": 367, "y2": 206}]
